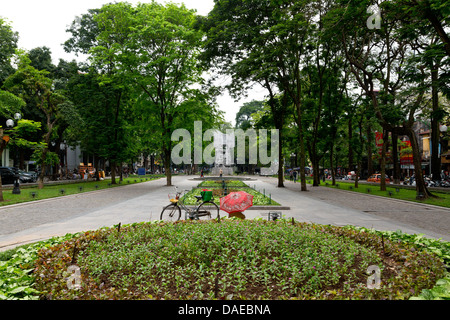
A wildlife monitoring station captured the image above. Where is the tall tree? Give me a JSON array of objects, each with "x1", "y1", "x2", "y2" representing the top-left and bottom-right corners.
[
  {"x1": 4, "y1": 53, "x2": 71, "y2": 188},
  {"x1": 200, "y1": 0, "x2": 317, "y2": 189},
  {"x1": 90, "y1": 1, "x2": 210, "y2": 186},
  {"x1": 235, "y1": 100, "x2": 265, "y2": 130},
  {"x1": 0, "y1": 18, "x2": 18, "y2": 85},
  {"x1": 325, "y1": 0, "x2": 433, "y2": 197}
]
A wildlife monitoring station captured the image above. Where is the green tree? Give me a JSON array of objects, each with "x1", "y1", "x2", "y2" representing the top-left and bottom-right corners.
[
  {"x1": 8, "y1": 119, "x2": 41, "y2": 169},
  {"x1": 0, "y1": 19, "x2": 26, "y2": 199},
  {"x1": 385, "y1": 0, "x2": 449, "y2": 180},
  {"x1": 235, "y1": 100, "x2": 265, "y2": 130},
  {"x1": 200, "y1": 0, "x2": 316, "y2": 189},
  {"x1": 325, "y1": 0, "x2": 433, "y2": 197},
  {"x1": 91, "y1": 1, "x2": 213, "y2": 186},
  {"x1": 0, "y1": 18, "x2": 18, "y2": 85},
  {"x1": 4, "y1": 53, "x2": 72, "y2": 188},
  {"x1": 65, "y1": 5, "x2": 140, "y2": 184}
]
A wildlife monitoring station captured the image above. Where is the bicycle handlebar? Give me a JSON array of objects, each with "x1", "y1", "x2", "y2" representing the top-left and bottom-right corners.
[{"x1": 174, "y1": 187, "x2": 190, "y2": 194}]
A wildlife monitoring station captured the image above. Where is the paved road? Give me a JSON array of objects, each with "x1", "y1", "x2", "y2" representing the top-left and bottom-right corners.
[
  {"x1": 254, "y1": 177, "x2": 449, "y2": 241},
  {"x1": 0, "y1": 175, "x2": 448, "y2": 251}
]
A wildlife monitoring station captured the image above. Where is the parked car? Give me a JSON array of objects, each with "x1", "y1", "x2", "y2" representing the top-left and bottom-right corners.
[
  {"x1": 0, "y1": 167, "x2": 18, "y2": 185},
  {"x1": 1, "y1": 167, "x2": 37, "y2": 184},
  {"x1": 17, "y1": 169, "x2": 37, "y2": 183},
  {"x1": 367, "y1": 174, "x2": 390, "y2": 183}
]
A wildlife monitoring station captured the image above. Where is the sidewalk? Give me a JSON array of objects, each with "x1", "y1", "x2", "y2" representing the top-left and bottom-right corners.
[
  {"x1": 251, "y1": 176, "x2": 450, "y2": 241},
  {"x1": 0, "y1": 175, "x2": 448, "y2": 252}
]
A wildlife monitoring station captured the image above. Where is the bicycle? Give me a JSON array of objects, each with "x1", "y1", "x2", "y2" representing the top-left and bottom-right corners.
[{"x1": 160, "y1": 187, "x2": 220, "y2": 221}]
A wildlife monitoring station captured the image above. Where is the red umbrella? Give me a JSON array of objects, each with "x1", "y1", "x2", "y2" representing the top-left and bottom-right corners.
[{"x1": 220, "y1": 191, "x2": 253, "y2": 214}]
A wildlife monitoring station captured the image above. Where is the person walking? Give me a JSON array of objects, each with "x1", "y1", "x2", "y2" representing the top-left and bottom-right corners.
[
  {"x1": 84, "y1": 168, "x2": 89, "y2": 181},
  {"x1": 219, "y1": 168, "x2": 223, "y2": 178}
]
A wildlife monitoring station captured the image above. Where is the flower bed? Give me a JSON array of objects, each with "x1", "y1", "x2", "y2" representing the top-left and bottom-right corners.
[
  {"x1": 32, "y1": 219, "x2": 446, "y2": 300},
  {"x1": 182, "y1": 180, "x2": 280, "y2": 206},
  {"x1": 198, "y1": 180, "x2": 248, "y2": 188},
  {"x1": 181, "y1": 187, "x2": 280, "y2": 206}
]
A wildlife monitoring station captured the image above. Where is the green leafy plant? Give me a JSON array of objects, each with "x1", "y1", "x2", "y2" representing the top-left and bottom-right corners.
[
  {"x1": 2, "y1": 219, "x2": 448, "y2": 300},
  {"x1": 0, "y1": 234, "x2": 76, "y2": 300},
  {"x1": 32, "y1": 220, "x2": 446, "y2": 300},
  {"x1": 344, "y1": 226, "x2": 450, "y2": 300}
]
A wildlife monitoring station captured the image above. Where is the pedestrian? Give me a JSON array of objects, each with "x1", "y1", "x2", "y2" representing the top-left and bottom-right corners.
[
  {"x1": 219, "y1": 168, "x2": 223, "y2": 177},
  {"x1": 84, "y1": 168, "x2": 89, "y2": 181},
  {"x1": 200, "y1": 169, "x2": 204, "y2": 178},
  {"x1": 293, "y1": 170, "x2": 297, "y2": 183}
]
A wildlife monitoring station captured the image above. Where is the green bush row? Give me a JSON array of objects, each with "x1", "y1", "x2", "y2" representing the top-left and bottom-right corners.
[{"x1": 1, "y1": 220, "x2": 448, "y2": 300}]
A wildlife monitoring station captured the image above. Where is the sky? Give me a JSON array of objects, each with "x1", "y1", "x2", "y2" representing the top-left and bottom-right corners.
[{"x1": 0, "y1": 0, "x2": 267, "y2": 125}]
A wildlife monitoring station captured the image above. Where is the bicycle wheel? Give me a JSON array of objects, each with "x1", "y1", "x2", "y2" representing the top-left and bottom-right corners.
[
  {"x1": 160, "y1": 204, "x2": 181, "y2": 221},
  {"x1": 196, "y1": 201, "x2": 220, "y2": 220}
]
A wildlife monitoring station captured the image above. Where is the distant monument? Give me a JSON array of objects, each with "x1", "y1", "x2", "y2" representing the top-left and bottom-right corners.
[{"x1": 212, "y1": 131, "x2": 235, "y2": 175}]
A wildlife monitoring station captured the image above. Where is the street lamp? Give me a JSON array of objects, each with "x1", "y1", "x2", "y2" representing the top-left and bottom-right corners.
[
  {"x1": 440, "y1": 125, "x2": 448, "y2": 177},
  {"x1": 5, "y1": 119, "x2": 14, "y2": 128},
  {"x1": 5, "y1": 113, "x2": 21, "y2": 194}
]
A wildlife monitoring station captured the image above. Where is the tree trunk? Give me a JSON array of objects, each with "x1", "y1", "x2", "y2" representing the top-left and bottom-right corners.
[
  {"x1": 329, "y1": 147, "x2": 336, "y2": 186},
  {"x1": 355, "y1": 159, "x2": 361, "y2": 189},
  {"x1": 392, "y1": 132, "x2": 401, "y2": 184},
  {"x1": 431, "y1": 62, "x2": 441, "y2": 181},
  {"x1": 408, "y1": 127, "x2": 433, "y2": 198},
  {"x1": 367, "y1": 125, "x2": 374, "y2": 177},
  {"x1": 348, "y1": 117, "x2": 354, "y2": 172},
  {"x1": 0, "y1": 148, "x2": 4, "y2": 201},
  {"x1": 37, "y1": 149, "x2": 48, "y2": 189},
  {"x1": 111, "y1": 161, "x2": 117, "y2": 184},
  {"x1": 380, "y1": 129, "x2": 387, "y2": 192},
  {"x1": 163, "y1": 146, "x2": 172, "y2": 186},
  {"x1": 95, "y1": 156, "x2": 100, "y2": 181},
  {"x1": 295, "y1": 102, "x2": 307, "y2": 191},
  {"x1": 277, "y1": 128, "x2": 284, "y2": 188}
]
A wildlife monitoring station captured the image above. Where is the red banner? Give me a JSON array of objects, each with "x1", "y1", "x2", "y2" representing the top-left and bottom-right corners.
[
  {"x1": 400, "y1": 140, "x2": 413, "y2": 165},
  {"x1": 375, "y1": 132, "x2": 384, "y2": 155},
  {"x1": 375, "y1": 132, "x2": 383, "y2": 147}
]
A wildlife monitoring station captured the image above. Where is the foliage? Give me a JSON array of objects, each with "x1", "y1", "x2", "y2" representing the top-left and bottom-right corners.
[
  {"x1": 181, "y1": 187, "x2": 280, "y2": 206},
  {"x1": 0, "y1": 217, "x2": 447, "y2": 300},
  {"x1": 80, "y1": 1, "x2": 219, "y2": 185},
  {"x1": 0, "y1": 18, "x2": 18, "y2": 84},
  {"x1": 181, "y1": 180, "x2": 280, "y2": 206},
  {"x1": 411, "y1": 273, "x2": 450, "y2": 300},
  {"x1": 235, "y1": 100, "x2": 265, "y2": 130},
  {"x1": 0, "y1": 234, "x2": 75, "y2": 300},
  {"x1": 31, "y1": 219, "x2": 446, "y2": 300},
  {"x1": 198, "y1": 180, "x2": 248, "y2": 188},
  {"x1": 9, "y1": 119, "x2": 41, "y2": 149},
  {"x1": 344, "y1": 226, "x2": 450, "y2": 300},
  {"x1": 0, "y1": 90, "x2": 25, "y2": 118}
]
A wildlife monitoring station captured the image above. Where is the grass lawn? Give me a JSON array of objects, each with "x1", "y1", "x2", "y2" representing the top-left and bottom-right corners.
[
  {"x1": 0, "y1": 174, "x2": 165, "y2": 207},
  {"x1": 320, "y1": 180, "x2": 450, "y2": 208}
]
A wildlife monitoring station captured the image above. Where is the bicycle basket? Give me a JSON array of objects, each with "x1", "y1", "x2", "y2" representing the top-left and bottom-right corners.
[
  {"x1": 168, "y1": 193, "x2": 179, "y2": 203},
  {"x1": 200, "y1": 190, "x2": 213, "y2": 202}
]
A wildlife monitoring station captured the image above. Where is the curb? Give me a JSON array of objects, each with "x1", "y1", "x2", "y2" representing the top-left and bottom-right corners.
[
  {"x1": 315, "y1": 185, "x2": 450, "y2": 211},
  {"x1": 0, "y1": 179, "x2": 163, "y2": 211}
]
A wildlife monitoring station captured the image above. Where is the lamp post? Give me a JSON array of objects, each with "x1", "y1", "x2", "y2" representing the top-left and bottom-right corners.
[
  {"x1": 440, "y1": 125, "x2": 448, "y2": 176},
  {"x1": 6, "y1": 113, "x2": 22, "y2": 194}
]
